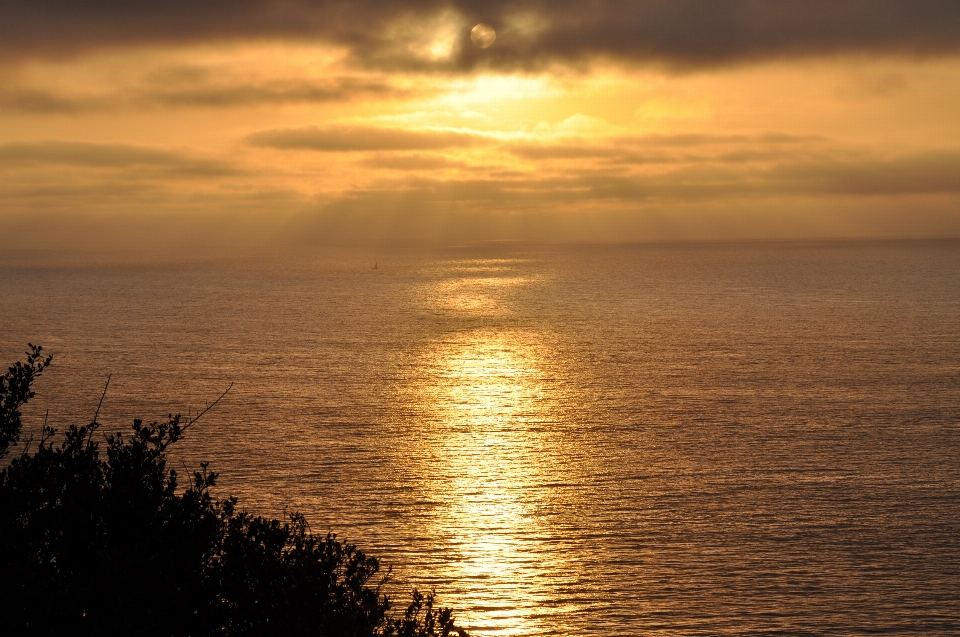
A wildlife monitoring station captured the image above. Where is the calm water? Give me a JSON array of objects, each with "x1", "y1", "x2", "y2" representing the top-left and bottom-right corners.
[{"x1": 2, "y1": 241, "x2": 960, "y2": 635}]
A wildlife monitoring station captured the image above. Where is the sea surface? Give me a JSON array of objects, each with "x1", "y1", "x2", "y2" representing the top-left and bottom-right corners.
[{"x1": 2, "y1": 240, "x2": 959, "y2": 635}]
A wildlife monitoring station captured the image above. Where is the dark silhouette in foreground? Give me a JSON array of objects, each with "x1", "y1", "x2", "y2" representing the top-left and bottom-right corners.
[{"x1": 0, "y1": 345, "x2": 466, "y2": 637}]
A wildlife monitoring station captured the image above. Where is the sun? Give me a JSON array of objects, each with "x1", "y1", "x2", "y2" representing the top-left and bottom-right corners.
[{"x1": 470, "y1": 23, "x2": 497, "y2": 49}]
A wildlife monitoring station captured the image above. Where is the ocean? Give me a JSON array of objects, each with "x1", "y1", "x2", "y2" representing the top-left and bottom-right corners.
[{"x1": 2, "y1": 240, "x2": 959, "y2": 635}]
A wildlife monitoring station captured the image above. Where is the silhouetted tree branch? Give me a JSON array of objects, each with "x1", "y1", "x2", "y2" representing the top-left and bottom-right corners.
[
  {"x1": 0, "y1": 345, "x2": 465, "y2": 637},
  {"x1": 0, "y1": 344, "x2": 52, "y2": 459}
]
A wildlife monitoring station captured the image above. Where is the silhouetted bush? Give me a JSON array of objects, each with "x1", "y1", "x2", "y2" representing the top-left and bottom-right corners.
[{"x1": 0, "y1": 345, "x2": 465, "y2": 637}]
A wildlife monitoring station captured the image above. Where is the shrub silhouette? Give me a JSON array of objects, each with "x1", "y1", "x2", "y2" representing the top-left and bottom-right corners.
[{"x1": 0, "y1": 345, "x2": 465, "y2": 637}]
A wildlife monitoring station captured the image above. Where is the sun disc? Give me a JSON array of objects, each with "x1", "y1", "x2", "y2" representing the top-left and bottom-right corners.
[{"x1": 470, "y1": 23, "x2": 497, "y2": 49}]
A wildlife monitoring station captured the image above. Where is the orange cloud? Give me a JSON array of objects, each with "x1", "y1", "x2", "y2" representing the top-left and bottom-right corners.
[{"x1": 246, "y1": 125, "x2": 493, "y2": 152}]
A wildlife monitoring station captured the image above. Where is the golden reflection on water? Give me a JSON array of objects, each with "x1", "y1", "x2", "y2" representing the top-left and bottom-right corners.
[
  {"x1": 427, "y1": 332, "x2": 548, "y2": 636},
  {"x1": 432, "y1": 275, "x2": 533, "y2": 315},
  {"x1": 411, "y1": 261, "x2": 573, "y2": 636}
]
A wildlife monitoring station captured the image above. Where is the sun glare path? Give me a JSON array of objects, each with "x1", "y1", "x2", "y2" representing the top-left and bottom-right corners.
[
  {"x1": 430, "y1": 333, "x2": 547, "y2": 636},
  {"x1": 405, "y1": 263, "x2": 580, "y2": 636}
]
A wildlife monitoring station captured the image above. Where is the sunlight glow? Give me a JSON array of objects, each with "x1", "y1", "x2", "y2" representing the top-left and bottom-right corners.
[
  {"x1": 437, "y1": 76, "x2": 560, "y2": 108},
  {"x1": 385, "y1": 10, "x2": 466, "y2": 62}
]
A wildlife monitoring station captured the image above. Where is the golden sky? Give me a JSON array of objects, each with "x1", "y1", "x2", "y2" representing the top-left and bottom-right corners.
[{"x1": 2, "y1": 1, "x2": 960, "y2": 247}]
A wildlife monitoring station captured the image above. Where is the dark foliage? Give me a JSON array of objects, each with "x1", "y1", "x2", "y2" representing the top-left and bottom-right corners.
[
  {"x1": 0, "y1": 345, "x2": 465, "y2": 637},
  {"x1": 0, "y1": 343, "x2": 52, "y2": 459}
]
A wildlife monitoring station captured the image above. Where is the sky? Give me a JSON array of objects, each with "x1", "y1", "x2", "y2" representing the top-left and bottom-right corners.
[{"x1": 2, "y1": 1, "x2": 960, "y2": 248}]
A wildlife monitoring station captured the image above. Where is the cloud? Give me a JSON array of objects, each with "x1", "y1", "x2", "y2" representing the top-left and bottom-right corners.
[
  {"x1": 334, "y1": 149, "x2": 960, "y2": 207},
  {"x1": 508, "y1": 132, "x2": 824, "y2": 161},
  {"x1": 0, "y1": 77, "x2": 417, "y2": 114},
  {"x1": 361, "y1": 154, "x2": 467, "y2": 170},
  {"x1": 248, "y1": 127, "x2": 825, "y2": 162},
  {"x1": 2, "y1": 1, "x2": 959, "y2": 69},
  {"x1": 279, "y1": 192, "x2": 960, "y2": 246},
  {"x1": 0, "y1": 89, "x2": 108, "y2": 114},
  {"x1": 0, "y1": 140, "x2": 239, "y2": 176},
  {"x1": 143, "y1": 77, "x2": 416, "y2": 108},
  {"x1": 561, "y1": 151, "x2": 960, "y2": 200},
  {"x1": 245, "y1": 124, "x2": 490, "y2": 151},
  {"x1": 0, "y1": 174, "x2": 307, "y2": 218},
  {"x1": 4, "y1": 145, "x2": 960, "y2": 248},
  {"x1": 259, "y1": 148, "x2": 960, "y2": 245},
  {"x1": 773, "y1": 151, "x2": 960, "y2": 195}
]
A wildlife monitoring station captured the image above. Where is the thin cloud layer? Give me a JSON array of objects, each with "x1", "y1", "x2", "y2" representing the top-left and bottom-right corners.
[
  {"x1": 147, "y1": 78, "x2": 414, "y2": 108},
  {"x1": 335, "y1": 150, "x2": 960, "y2": 204},
  {"x1": 0, "y1": 77, "x2": 416, "y2": 114},
  {"x1": 0, "y1": 140, "x2": 238, "y2": 175},
  {"x1": 3, "y1": 1, "x2": 960, "y2": 68},
  {"x1": 246, "y1": 125, "x2": 490, "y2": 151}
]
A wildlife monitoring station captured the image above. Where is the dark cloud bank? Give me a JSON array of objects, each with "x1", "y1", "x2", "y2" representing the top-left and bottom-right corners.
[{"x1": 2, "y1": 1, "x2": 959, "y2": 67}]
